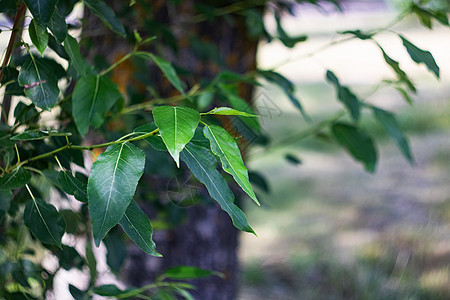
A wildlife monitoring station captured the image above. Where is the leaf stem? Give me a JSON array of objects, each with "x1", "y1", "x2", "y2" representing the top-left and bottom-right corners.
[{"x1": 100, "y1": 52, "x2": 135, "y2": 76}]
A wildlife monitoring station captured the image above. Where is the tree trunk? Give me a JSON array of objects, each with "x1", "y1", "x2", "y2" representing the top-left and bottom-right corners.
[{"x1": 83, "y1": 2, "x2": 259, "y2": 299}]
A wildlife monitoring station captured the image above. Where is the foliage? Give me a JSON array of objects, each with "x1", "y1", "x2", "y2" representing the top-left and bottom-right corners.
[{"x1": 0, "y1": 0, "x2": 447, "y2": 299}]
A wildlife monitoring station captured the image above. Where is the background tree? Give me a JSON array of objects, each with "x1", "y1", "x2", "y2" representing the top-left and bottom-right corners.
[{"x1": 0, "y1": 0, "x2": 447, "y2": 299}]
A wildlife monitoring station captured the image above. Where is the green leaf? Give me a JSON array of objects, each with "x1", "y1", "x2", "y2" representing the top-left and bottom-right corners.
[
  {"x1": 69, "y1": 284, "x2": 87, "y2": 300},
  {"x1": 326, "y1": 70, "x2": 360, "y2": 121},
  {"x1": 285, "y1": 153, "x2": 302, "y2": 165},
  {"x1": 153, "y1": 106, "x2": 200, "y2": 167},
  {"x1": 119, "y1": 200, "x2": 161, "y2": 256},
  {"x1": 180, "y1": 143, "x2": 255, "y2": 234},
  {"x1": 164, "y1": 266, "x2": 216, "y2": 280},
  {"x1": 258, "y1": 70, "x2": 308, "y2": 119},
  {"x1": 134, "y1": 123, "x2": 167, "y2": 151},
  {"x1": 203, "y1": 107, "x2": 258, "y2": 117},
  {"x1": 29, "y1": 19, "x2": 49, "y2": 55},
  {"x1": 11, "y1": 129, "x2": 71, "y2": 141},
  {"x1": 84, "y1": 0, "x2": 126, "y2": 36},
  {"x1": 103, "y1": 230, "x2": 126, "y2": 273},
  {"x1": 275, "y1": 13, "x2": 307, "y2": 48},
  {"x1": 57, "y1": 171, "x2": 88, "y2": 202},
  {"x1": 18, "y1": 56, "x2": 59, "y2": 110},
  {"x1": 64, "y1": 35, "x2": 91, "y2": 77},
  {"x1": 203, "y1": 125, "x2": 259, "y2": 205},
  {"x1": 24, "y1": 198, "x2": 65, "y2": 246},
  {"x1": 88, "y1": 143, "x2": 145, "y2": 246},
  {"x1": 339, "y1": 29, "x2": 373, "y2": 40},
  {"x1": 379, "y1": 47, "x2": 416, "y2": 93},
  {"x1": 394, "y1": 86, "x2": 413, "y2": 105},
  {"x1": 0, "y1": 190, "x2": 12, "y2": 221},
  {"x1": 331, "y1": 123, "x2": 377, "y2": 173},
  {"x1": 137, "y1": 52, "x2": 185, "y2": 95},
  {"x1": 47, "y1": 9, "x2": 67, "y2": 44},
  {"x1": 24, "y1": 0, "x2": 58, "y2": 26},
  {"x1": 0, "y1": 167, "x2": 31, "y2": 190},
  {"x1": 372, "y1": 107, "x2": 413, "y2": 164},
  {"x1": 93, "y1": 284, "x2": 123, "y2": 297},
  {"x1": 400, "y1": 35, "x2": 440, "y2": 78},
  {"x1": 72, "y1": 75, "x2": 122, "y2": 136},
  {"x1": 85, "y1": 240, "x2": 97, "y2": 287}
]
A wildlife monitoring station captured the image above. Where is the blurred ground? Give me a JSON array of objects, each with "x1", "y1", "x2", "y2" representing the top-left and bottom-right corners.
[{"x1": 239, "y1": 2, "x2": 450, "y2": 299}]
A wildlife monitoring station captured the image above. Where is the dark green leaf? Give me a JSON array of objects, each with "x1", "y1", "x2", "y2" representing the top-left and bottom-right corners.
[
  {"x1": 0, "y1": 190, "x2": 12, "y2": 221},
  {"x1": 258, "y1": 70, "x2": 308, "y2": 119},
  {"x1": 1, "y1": 67, "x2": 24, "y2": 96},
  {"x1": 24, "y1": 0, "x2": 58, "y2": 26},
  {"x1": 47, "y1": 9, "x2": 68, "y2": 43},
  {"x1": 64, "y1": 35, "x2": 91, "y2": 77},
  {"x1": 29, "y1": 19, "x2": 49, "y2": 54},
  {"x1": 69, "y1": 284, "x2": 87, "y2": 300},
  {"x1": 203, "y1": 125, "x2": 259, "y2": 205},
  {"x1": 85, "y1": 240, "x2": 97, "y2": 287},
  {"x1": 0, "y1": 167, "x2": 31, "y2": 190},
  {"x1": 57, "y1": 171, "x2": 88, "y2": 202},
  {"x1": 331, "y1": 123, "x2": 377, "y2": 173},
  {"x1": 52, "y1": 245, "x2": 84, "y2": 270},
  {"x1": 88, "y1": 143, "x2": 146, "y2": 246},
  {"x1": 72, "y1": 75, "x2": 122, "y2": 136},
  {"x1": 24, "y1": 198, "x2": 65, "y2": 246},
  {"x1": 136, "y1": 52, "x2": 185, "y2": 95},
  {"x1": 164, "y1": 266, "x2": 216, "y2": 280},
  {"x1": 104, "y1": 230, "x2": 127, "y2": 273},
  {"x1": 285, "y1": 153, "x2": 302, "y2": 165},
  {"x1": 248, "y1": 171, "x2": 270, "y2": 193},
  {"x1": 119, "y1": 200, "x2": 161, "y2": 256},
  {"x1": 339, "y1": 29, "x2": 373, "y2": 40},
  {"x1": 18, "y1": 56, "x2": 59, "y2": 110},
  {"x1": 203, "y1": 107, "x2": 258, "y2": 117},
  {"x1": 93, "y1": 284, "x2": 123, "y2": 296},
  {"x1": 153, "y1": 106, "x2": 200, "y2": 167},
  {"x1": 275, "y1": 13, "x2": 308, "y2": 48},
  {"x1": 394, "y1": 86, "x2": 413, "y2": 105},
  {"x1": 11, "y1": 129, "x2": 71, "y2": 141},
  {"x1": 13, "y1": 102, "x2": 38, "y2": 123},
  {"x1": 134, "y1": 123, "x2": 167, "y2": 151},
  {"x1": 379, "y1": 47, "x2": 416, "y2": 93},
  {"x1": 326, "y1": 70, "x2": 360, "y2": 121},
  {"x1": 372, "y1": 107, "x2": 413, "y2": 164},
  {"x1": 84, "y1": 0, "x2": 126, "y2": 36},
  {"x1": 180, "y1": 143, "x2": 254, "y2": 234},
  {"x1": 400, "y1": 35, "x2": 440, "y2": 78},
  {"x1": 48, "y1": 34, "x2": 70, "y2": 60}
]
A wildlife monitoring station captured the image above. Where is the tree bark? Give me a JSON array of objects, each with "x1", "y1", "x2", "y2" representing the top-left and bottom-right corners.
[{"x1": 83, "y1": 2, "x2": 259, "y2": 299}]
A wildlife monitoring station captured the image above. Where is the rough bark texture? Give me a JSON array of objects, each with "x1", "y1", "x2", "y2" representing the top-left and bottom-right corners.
[{"x1": 83, "y1": 1, "x2": 259, "y2": 299}]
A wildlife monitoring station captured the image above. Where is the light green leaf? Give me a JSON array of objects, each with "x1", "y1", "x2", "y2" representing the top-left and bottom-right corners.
[
  {"x1": 88, "y1": 143, "x2": 145, "y2": 246},
  {"x1": 84, "y1": 0, "x2": 126, "y2": 36},
  {"x1": 180, "y1": 143, "x2": 255, "y2": 233},
  {"x1": 18, "y1": 56, "x2": 59, "y2": 110},
  {"x1": 331, "y1": 122, "x2": 377, "y2": 173},
  {"x1": 203, "y1": 107, "x2": 258, "y2": 117},
  {"x1": 0, "y1": 190, "x2": 12, "y2": 221},
  {"x1": 119, "y1": 200, "x2": 161, "y2": 256},
  {"x1": 203, "y1": 125, "x2": 259, "y2": 205},
  {"x1": 163, "y1": 266, "x2": 217, "y2": 280},
  {"x1": 153, "y1": 106, "x2": 200, "y2": 167},
  {"x1": 326, "y1": 70, "x2": 360, "y2": 121},
  {"x1": 24, "y1": 0, "x2": 58, "y2": 26},
  {"x1": 11, "y1": 129, "x2": 71, "y2": 141},
  {"x1": 372, "y1": 107, "x2": 413, "y2": 164},
  {"x1": 72, "y1": 75, "x2": 122, "y2": 136},
  {"x1": 57, "y1": 171, "x2": 88, "y2": 202},
  {"x1": 64, "y1": 35, "x2": 91, "y2": 78},
  {"x1": 400, "y1": 35, "x2": 440, "y2": 78},
  {"x1": 47, "y1": 9, "x2": 67, "y2": 43},
  {"x1": 24, "y1": 198, "x2": 65, "y2": 246},
  {"x1": 29, "y1": 19, "x2": 49, "y2": 55},
  {"x1": 136, "y1": 52, "x2": 185, "y2": 95},
  {"x1": 0, "y1": 167, "x2": 31, "y2": 190}
]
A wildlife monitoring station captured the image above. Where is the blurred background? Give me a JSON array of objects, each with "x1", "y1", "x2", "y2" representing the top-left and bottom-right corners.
[{"x1": 239, "y1": 1, "x2": 450, "y2": 299}]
